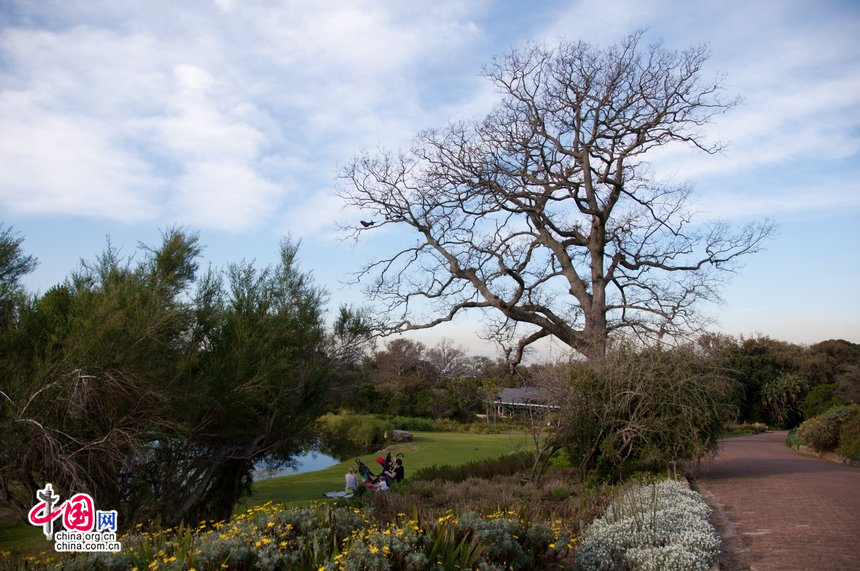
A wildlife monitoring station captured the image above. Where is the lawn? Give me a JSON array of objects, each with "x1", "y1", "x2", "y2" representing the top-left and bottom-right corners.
[{"x1": 243, "y1": 430, "x2": 530, "y2": 508}]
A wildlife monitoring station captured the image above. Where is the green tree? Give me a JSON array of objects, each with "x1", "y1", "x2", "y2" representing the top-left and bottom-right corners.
[
  {"x1": 761, "y1": 373, "x2": 808, "y2": 427},
  {"x1": 0, "y1": 224, "x2": 38, "y2": 329},
  {"x1": 0, "y1": 231, "x2": 333, "y2": 525}
]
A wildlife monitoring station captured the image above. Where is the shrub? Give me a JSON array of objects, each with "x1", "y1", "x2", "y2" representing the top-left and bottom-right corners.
[
  {"x1": 785, "y1": 427, "x2": 805, "y2": 449},
  {"x1": 797, "y1": 404, "x2": 859, "y2": 452},
  {"x1": 413, "y1": 451, "x2": 534, "y2": 483},
  {"x1": 802, "y1": 383, "x2": 843, "y2": 419},
  {"x1": 836, "y1": 410, "x2": 860, "y2": 460},
  {"x1": 17, "y1": 501, "x2": 579, "y2": 570},
  {"x1": 388, "y1": 415, "x2": 439, "y2": 432},
  {"x1": 725, "y1": 422, "x2": 768, "y2": 435},
  {"x1": 558, "y1": 345, "x2": 738, "y2": 478},
  {"x1": 317, "y1": 412, "x2": 392, "y2": 448},
  {"x1": 385, "y1": 415, "x2": 517, "y2": 434},
  {"x1": 577, "y1": 479, "x2": 719, "y2": 571}
]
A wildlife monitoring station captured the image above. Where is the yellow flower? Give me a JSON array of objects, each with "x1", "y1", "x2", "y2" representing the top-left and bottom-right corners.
[{"x1": 267, "y1": 521, "x2": 275, "y2": 527}]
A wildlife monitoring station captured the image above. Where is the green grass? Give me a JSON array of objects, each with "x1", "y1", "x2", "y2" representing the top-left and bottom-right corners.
[
  {"x1": 243, "y1": 430, "x2": 530, "y2": 508},
  {"x1": 0, "y1": 507, "x2": 45, "y2": 556}
]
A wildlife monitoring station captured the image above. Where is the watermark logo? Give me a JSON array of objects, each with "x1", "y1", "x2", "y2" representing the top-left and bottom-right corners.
[{"x1": 26, "y1": 483, "x2": 122, "y2": 552}]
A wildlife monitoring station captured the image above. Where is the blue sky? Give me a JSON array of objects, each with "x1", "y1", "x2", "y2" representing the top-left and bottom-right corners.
[{"x1": 1, "y1": 0, "x2": 859, "y2": 358}]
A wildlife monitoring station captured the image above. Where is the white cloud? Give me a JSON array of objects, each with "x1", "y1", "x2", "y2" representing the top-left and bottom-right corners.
[
  {"x1": 0, "y1": 96, "x2": 159, "y2": 220},
  {"x1": 697, "y1": 183, "x2": 860, "y2": 220},
  {"x1": 170, "y1": 161, "x2": 285, "y2": 231},
  {"x1": 0, "y1": 0, "x2": 489, "y2": 233}
]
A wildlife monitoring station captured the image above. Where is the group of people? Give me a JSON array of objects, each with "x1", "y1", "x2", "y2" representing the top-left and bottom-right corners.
[{"x1": 344, "y1": 456, "x2": 404, "y2": 493}]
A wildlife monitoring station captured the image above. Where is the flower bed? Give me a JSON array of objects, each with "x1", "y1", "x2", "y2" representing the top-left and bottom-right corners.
[
  {"x1": 577, "y1": 479, "x2": 719, "y2": 571},
  {"x1": 7, "y1": 501, "x2": 579, "y2": 570}
]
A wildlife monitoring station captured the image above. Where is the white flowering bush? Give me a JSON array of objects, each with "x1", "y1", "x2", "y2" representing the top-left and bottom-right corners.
[{"x1": 577, "y1": 479, "x2": 719, "y2": 571}]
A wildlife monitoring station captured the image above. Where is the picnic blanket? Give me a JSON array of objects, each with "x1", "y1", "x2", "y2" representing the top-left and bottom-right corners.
[{"x1": 323, "y1": 490, "x2": 354, "y2": 499}]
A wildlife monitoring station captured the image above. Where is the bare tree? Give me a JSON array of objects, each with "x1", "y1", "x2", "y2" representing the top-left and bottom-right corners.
[
  {"x1": 425, "y1": 338, "x2": 471, "y2": 383},
  {"x1": 337, "y1": 31, "x2": 771, "y2": 364}
]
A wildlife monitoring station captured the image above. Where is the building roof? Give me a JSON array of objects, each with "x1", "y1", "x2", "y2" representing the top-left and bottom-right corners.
[{"x1": 495, "y1": 386, "x2": 551, "y2": 405}]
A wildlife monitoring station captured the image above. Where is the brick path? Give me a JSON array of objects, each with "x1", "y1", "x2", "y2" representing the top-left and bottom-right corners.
[{"x1": 691, "y1": 431, "x2": 860, "y2": 570}]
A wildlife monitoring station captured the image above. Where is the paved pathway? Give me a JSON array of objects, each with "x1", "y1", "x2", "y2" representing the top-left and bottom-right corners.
[{"x1": 691, "y1": 431, "x2": 860, "y2": 570}]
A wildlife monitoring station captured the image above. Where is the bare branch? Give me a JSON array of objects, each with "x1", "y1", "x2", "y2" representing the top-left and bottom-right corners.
[{"x1": 336, "y1": 31, "x2": 770, "y2": 365}]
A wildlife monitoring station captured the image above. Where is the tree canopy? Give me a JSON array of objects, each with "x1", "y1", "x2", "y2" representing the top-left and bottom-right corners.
[{"x1": 0, "y1": 229, "x2": 337, "y2": 524}]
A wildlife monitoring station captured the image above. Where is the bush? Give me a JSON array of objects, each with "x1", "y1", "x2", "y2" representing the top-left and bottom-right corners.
[
  {"x1": 388, "y1": 415, "x2": 439, "y2": 432},
  {"x1": 725, "y1": 422, "x2": 768, "y2": 435},
  {"x1": 18, "y1": 501, "x2": 580, "y2": 570},
  {"x1": 577, "y1": 479, "x2": 719, "y2": 571},
  {"x1": 797, "y1": 404, "x2": 859, "y2": 452},
  {"x1": 317, "y1": 412, "x2": 393, "y2": 448},
  {"x1": 785, "y1": 427, "x2": 806, "y2": 449},
  {"x1": 802, "y1": 383, "x2": 844, "y2": 419},
  {"x1": 836, "y1": 411, "x2": 860, "y2": 460},
  {"x1": 385, "y1": 415, "x2": 517, "y2": 434},
  {"x1": 558, "y1": 344, "x2": 738, "y2": 478},
  {"x1": 413, "y1": 451, "x2": 534, "y2": 483}
]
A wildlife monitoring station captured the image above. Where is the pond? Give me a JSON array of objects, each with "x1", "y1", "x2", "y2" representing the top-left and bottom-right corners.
[{"x1": 253, "y1": 447, "x2": 356, "y2": 481}]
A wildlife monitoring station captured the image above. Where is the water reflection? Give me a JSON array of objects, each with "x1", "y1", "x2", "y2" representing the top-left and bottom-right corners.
[
  {"x1": 253, "y1": 442, "x2": 366, "y2": 481},
  {"x1": 253, "y1": 449, "x2": 340, "y2": 481}
]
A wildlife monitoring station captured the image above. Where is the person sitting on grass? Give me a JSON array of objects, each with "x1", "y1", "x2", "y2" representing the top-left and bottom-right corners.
[
  {"x1": 373, "y1": 476, "x2": 388, "y2": 492},
  {"x1": 345, "y1": 466, "x2": 359, "y2": 493},
  {"x1": 385, "y1": 458, "x2": 405, "y2": 483}
]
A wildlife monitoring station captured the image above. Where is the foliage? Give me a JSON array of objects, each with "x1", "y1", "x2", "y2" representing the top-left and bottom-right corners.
[
  {"x1": 577, "y1": 479, "x2": 719, "y2": 571},
  {"x1": 724, "y1": 422, "x2": 768, "y2": 436},
  {"x1": 797, "y1": 404, "x2": 860, "y2": 453},
  {"x1": 316, "y1": 412, "x2": 393, "y2": 448},
  {"x1": 0, "y1": 224, "x2": 38, "y2": 329},
  {"x1": 785, "y1": 428, "x2": 806, "y2": 449},
  {"x1": 802, "y1": 383, "x2": 844, "y2": 420},
  {"x1": 0, "y1": 230, "x2": 332, "y2": 525},
  {"x1": 1, "y1": 501, "x2": 579, "y2": 570},
  {"x1": 387, "y1": 415, "x2": 516, "y2": 434},
  {"x1": 413, "y1": 451, "x2": 534, "y2": 484},
  {"x1": 706, "y1": 335, "x2": 860, "y2": 424},
  {"x1": 555, "y1": 343, "x2": 738, "y2": 478},
  {"x1": 388, "y1": 416, "x2": 439, "y2": 432},
  {"x1": 835, "y1": 411, "x2": 860, "y2": 460},
  {"x1": 760, "y1": 373, "x2": 808, "y2": 427}
]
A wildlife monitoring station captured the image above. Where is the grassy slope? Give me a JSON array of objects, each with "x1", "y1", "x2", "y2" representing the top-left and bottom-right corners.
[{"x1": 244, "y1": 431, "x2": 529, "y2": 508}]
